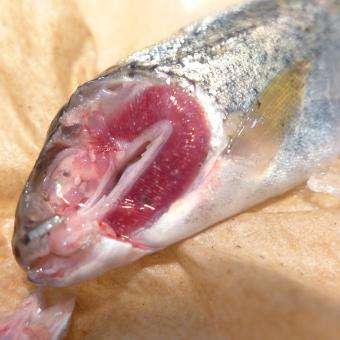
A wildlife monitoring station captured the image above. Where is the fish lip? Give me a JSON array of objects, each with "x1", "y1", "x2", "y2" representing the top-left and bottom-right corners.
[
  {"x1": 27, "y1": 252, "x2": 87, "y2": 286},
  {"x1": 28, "y1": 268, "x2": 65, "y2": 285}
]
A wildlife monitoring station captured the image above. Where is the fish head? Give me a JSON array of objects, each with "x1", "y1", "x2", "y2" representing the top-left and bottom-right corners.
[{"x1": 12, "y1": 77, "x2": 216, "y2": 286}]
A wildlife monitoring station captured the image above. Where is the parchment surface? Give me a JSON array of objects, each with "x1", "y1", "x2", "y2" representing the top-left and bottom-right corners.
[{"x1": 0, "y1": 1, "x2": 339, "y2": 339}]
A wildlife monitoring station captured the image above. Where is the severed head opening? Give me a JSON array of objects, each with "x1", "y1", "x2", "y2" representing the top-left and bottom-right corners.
[{"x1": 12, "y1": 78, "x2": 211, "y2": 286}]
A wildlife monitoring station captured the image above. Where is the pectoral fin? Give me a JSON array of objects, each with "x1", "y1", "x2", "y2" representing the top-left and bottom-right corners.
[{"x1": 225, "y1": 61, "x2": 309, "y2": 170}]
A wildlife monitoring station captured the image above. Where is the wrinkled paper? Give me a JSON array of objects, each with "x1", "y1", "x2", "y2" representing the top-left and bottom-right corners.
[{"x1": 0, "y1": 1, "x2": 339, "y2": 339}]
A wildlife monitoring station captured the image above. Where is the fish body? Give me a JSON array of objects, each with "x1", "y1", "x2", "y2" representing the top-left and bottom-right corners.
[{"x1": 13, "y1": 0, "x2": 340, "y2": 286}]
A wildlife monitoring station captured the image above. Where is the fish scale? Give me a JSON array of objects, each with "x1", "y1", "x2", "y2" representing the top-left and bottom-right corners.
[{"x1": 120, "y1": 0, "x2": 328, "y2": 115}]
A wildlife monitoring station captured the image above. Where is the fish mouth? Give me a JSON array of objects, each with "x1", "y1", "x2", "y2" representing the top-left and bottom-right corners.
[{"x1": 14, "y1": 79, "x2": 211, "y2": 284}]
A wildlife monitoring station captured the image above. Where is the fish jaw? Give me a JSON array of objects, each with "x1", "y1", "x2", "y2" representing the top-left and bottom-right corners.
[
  {"x1": 27, "y1": 235, "x2": 152, "y2": 286},
  {"x1": 13, "y1": 77, "x2": 224, "y2": 286},
  {"x1": 0, "y1": 291, "x2": 74, "y2": 340}
]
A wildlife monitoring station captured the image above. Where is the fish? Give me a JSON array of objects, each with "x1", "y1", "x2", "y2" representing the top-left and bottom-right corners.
[
  {"x1": 0, "y1": 291, "x2": 74, "y2": 339},
  {"x1": 12, "y1": 0, "x2": 340, "y2": 286}
]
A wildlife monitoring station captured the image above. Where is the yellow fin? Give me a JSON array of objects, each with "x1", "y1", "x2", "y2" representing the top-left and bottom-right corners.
[{"x1": 226, "y1": 61, "x2": 310, "y2": 168}]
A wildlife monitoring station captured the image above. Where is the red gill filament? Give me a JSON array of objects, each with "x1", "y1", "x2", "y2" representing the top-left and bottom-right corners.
[{"x1": 44, "y1": 83, "x2": 210, "y2": 246}]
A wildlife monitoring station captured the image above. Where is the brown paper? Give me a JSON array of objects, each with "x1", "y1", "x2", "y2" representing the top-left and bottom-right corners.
[{"x1": 0, "y1": 1, "x2": 339, "y2": 339}]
